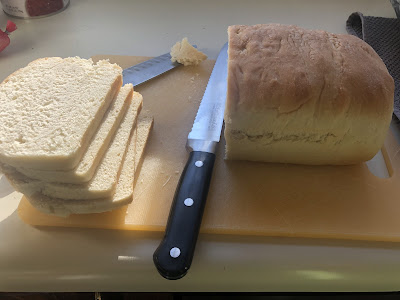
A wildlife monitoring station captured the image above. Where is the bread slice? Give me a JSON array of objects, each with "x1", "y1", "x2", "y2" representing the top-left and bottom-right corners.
[
  {"x1": 3, "y1": 92, "x2": 143, "y2": 200},
  {"x1": 0, "y1": 57, "x2": 122, "y2": 170},
  {"x1": 15, "y1": 84, "x2": 133, "y2": 183},
  {"x1": 23, "y1": 115, "x2": 153, "y2": 217},
  {"x1": 112, "y1": 114, "x2": 153, "y2": 204}
]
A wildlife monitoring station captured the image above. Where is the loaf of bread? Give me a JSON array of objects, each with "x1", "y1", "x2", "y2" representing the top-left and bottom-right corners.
[
  {"x1": 224, "y1": 24, "x2": 394, "y2": 165},
  {"x1": 0, "y1": 57, "x2": 122, "y2": 170}
]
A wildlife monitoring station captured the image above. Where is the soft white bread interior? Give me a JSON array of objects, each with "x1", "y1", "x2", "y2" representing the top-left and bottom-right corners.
[
  {"x1": 224, "y1": 24, "x2": 394, "y2": 165},
  {"x1": 0, "y1": 57, "x2": 122, "y2": 170},
  {"x1": 2, "y1": 92, "x2": 143, "y2": 200},
  {"x1": 15, "y1": 84, "x2": 133, "y2": 183},
  {"x1": 23, "y1": 114, "x2": 154, "y2": 217}
]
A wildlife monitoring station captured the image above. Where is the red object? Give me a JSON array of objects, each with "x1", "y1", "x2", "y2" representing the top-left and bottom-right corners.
[
  {"x1": 6, "y1": 21, "x2": 17, "y2": 33},
  {"x1": 0, "y1": 21, "x2": 17, "y2": 53},
  {"x1": 26, "y1": 0, "x2": 64, "y2": 17}
]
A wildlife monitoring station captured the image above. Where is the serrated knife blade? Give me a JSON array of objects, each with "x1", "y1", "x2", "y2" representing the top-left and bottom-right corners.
[
  {"x1": 123, "y1": 45, "x2": 198, "y2": 86},
  {"x1": 153, "y1": 42, "x2": 228, "y2": 280},
  {"x1": 122, "y1": 52, "x2": 180, "y2": 86},
  {"x1": 188, "y1": 42, "x2": 229, "y2": 144}
]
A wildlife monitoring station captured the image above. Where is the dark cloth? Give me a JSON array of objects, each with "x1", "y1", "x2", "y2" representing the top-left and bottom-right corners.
[{"x1": 347, "y1": 12, "x2": 400, "y2": 118}]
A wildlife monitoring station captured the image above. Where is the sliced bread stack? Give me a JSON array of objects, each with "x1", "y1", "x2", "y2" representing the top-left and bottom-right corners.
[{"x1": 0, "y1": 57, "x2": 153, "y2": 216}]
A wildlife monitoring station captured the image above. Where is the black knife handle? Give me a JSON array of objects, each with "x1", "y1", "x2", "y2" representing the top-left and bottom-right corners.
[{"x1": 153, "y1": 151, "x2": 216, "y2": 280}]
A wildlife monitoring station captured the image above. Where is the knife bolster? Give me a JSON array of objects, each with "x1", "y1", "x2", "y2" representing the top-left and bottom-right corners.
[{"x1": 186, "y1": 139, "x2": 218, "y2": 153}]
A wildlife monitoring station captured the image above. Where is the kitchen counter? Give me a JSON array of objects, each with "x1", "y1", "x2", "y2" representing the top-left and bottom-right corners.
[{"x1": 1, "y1": 0, "x2": 400, "y2": 292}]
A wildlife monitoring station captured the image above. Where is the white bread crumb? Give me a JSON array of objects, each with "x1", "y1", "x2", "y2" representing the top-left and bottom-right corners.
[{"x1": 170, "y1": 38, "x2": 207, "y2": 66}]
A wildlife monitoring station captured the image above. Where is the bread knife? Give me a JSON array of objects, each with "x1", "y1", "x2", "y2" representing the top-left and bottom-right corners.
[
  {"x1": 153, "y1": 42, "x2": 228, "y2": 280},
  {"x1": 122, "y1": 46, "x2": 196, "y2": 86}
]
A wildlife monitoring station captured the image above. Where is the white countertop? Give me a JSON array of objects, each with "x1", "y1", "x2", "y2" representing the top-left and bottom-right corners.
[{"x1": 1, "y1": 0, "x2": 400, "y2": 292}]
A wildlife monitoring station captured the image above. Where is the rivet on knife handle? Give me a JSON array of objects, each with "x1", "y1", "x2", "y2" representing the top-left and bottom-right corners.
[{"x1": 153, "y1": 151, "x2": 216, "y2": 280}]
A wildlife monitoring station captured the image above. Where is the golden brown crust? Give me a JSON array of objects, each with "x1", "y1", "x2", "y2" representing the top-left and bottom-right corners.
[{"x1": 226, "y1": 24, "x2": 394, "y2": 117}]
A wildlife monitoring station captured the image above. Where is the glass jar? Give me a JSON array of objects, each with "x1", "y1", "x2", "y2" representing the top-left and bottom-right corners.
[{"x1": 1, "y1": 0, "x2": 70, "y2": 19}]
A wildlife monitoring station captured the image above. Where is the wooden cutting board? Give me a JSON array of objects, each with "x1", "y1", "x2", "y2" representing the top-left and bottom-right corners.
[{"x1": 16, "y1": 55, "x2": 400, "y2": 242}]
